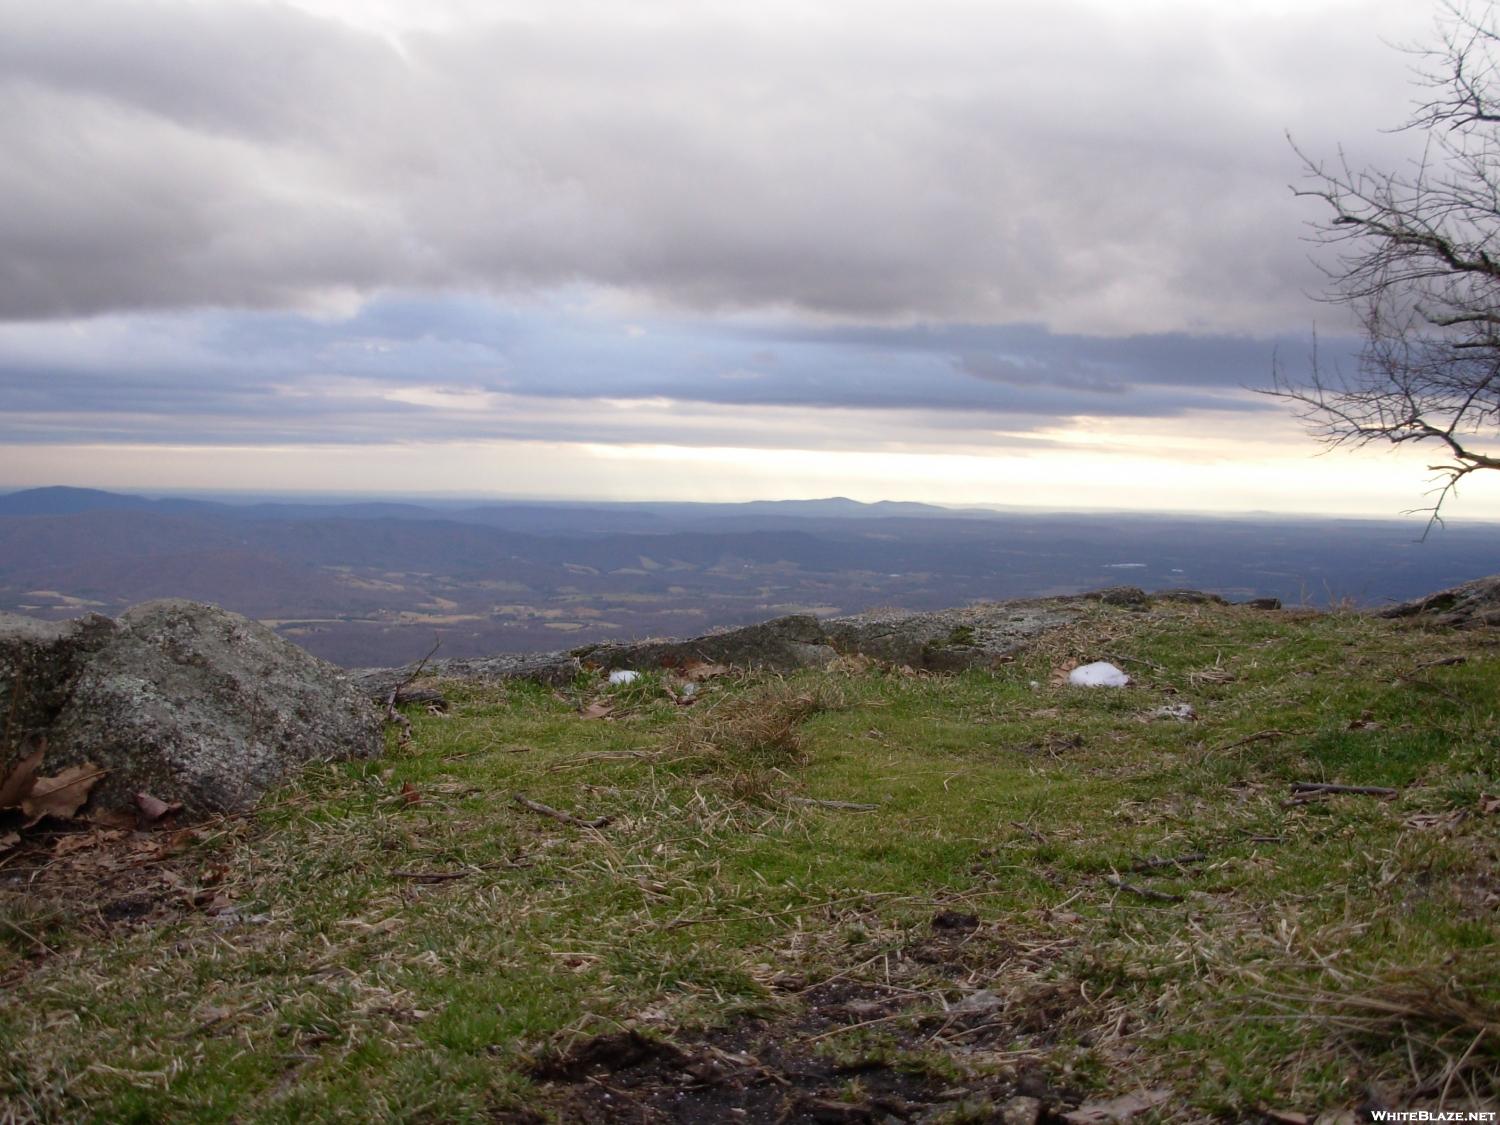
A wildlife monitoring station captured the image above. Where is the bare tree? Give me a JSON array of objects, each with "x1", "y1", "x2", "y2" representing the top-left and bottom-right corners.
[{"x1": 1274, "y1": 1, "x2": 1500, "y2": 525}]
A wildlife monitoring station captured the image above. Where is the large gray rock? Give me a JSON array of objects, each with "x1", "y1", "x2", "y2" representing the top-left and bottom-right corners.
[
  {"x1": 0, "y1": 611, "x2": 118, "y2": 777},
  {"x1": 45, "y1": 600, "x2": 382, "y2": 816}
]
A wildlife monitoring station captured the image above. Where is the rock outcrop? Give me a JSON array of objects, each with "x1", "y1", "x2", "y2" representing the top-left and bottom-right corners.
[
  {"x1": 353, "y1": 585, "x2": 1292, "y2": 698},
  {"x1": 1381, "y1": 574, "x2": 1500, "y2": 628},
  {"x1": 356, "y1": 593, "x2": 1119, "y2": 696},
  {"x1": 2, "y1": 600, "x2": 382, "y2": 817}
]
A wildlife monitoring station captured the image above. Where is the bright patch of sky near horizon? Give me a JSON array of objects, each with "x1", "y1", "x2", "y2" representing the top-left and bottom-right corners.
[{"x1": 3, "y1": 0, "x2": 1497, "y2": 517}]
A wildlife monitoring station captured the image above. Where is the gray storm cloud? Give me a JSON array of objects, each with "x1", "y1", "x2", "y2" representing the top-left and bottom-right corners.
[{"x1": 0, "y1": 0, "x2": 1432, "y2": 333}]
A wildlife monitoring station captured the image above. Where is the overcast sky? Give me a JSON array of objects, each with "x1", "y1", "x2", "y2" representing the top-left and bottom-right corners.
[{"x1": 4, "y1": 0, "x2": 1497, "y2": 516}]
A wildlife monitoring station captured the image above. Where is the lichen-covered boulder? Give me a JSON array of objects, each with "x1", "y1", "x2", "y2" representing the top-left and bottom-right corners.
[
  {"x1": 47, "y1": 600, "x2": 382, "y2": 816},
  {"x1": 0, "y1": 611, "x2": 118, "y2": 777}
]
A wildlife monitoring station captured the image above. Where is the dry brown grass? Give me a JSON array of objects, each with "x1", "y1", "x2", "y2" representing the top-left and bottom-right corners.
[
  {"x1": 1271, "y1": 963, "x2": 1500, "y2": 1108},
  {"x1": 663, "y1": 679, "x2": 839, "y2": 800}
]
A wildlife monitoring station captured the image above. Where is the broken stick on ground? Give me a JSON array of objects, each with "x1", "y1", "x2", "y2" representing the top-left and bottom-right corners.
[{"x1": 513, "y1": 792, "x2": 613, "y2": 829}]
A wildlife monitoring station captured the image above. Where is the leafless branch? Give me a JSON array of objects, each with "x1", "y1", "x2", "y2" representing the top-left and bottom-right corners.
[{"x1": 1269, "y1": 10, "x2": 1500, "y2": 523}]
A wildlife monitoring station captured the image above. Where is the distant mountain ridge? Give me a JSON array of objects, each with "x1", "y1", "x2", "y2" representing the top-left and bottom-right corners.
[
  {"x1": 0, "y1": 486, "x2": 990, "y2": 528},
  {"x1": 6, "y1": 485, "x2": 1500, "y2": 668}
]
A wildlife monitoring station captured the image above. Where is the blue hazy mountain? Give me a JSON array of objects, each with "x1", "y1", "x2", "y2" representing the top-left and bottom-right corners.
[{"x1": 3, "y1": 485, "x2": 1498, "y2": 666}]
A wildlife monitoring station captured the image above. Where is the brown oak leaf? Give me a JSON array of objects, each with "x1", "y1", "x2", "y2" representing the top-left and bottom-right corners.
[
  {"x1": 21, "y1": 763, "x2": 104, "y2": 823},
  {"x1": 0, "y1": 743, "x2": 44, "y2": 809}
]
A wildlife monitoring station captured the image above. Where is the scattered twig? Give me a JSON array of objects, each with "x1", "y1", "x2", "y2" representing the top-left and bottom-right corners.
[
  {"x1": 0, "y1": 915, "x2": 57, "y2": 956},
  {"x1": 1289, "y1": 782, "x2": 1400, "y2": 797},
  {"x1": 802, "y1": 1009, "x2": 915, "y2": 1044},
  {"x1": 1213, "y1": 729, "x2": 1292, "y2": 754},
  {"x1": 545, "y1": 750, "x2": 654, "y2": 772},
  {"x1": 1129, "y1": 852, "x2": 1207, "y2": 873},
  {"x1": 383, "y1": 636, "x2": 442, "y2": 745},
  {"x1": 1115, "y1": 654, "x2": 1167, "y2": 674},
  {"x1": 784, "y1": 797, "x2": 879, "y2": 812},
  {"x1": 1103, "y1": 874, "x2": 1184, "y2": 903},
  {"x1": 666, "y1": 890, "x2": 905, "y2": 930},
  {"x1": 1397, "y1": 676, "x2": 1464, "y2": 703},
  {"x1": 389, "y1": 870, "x2": 470, "y2": 883},
  {"x1": 512, "y1": 792, "x2": 613, "y2": 829},
  {"x1": 391, "y1": 687, "x2": 448, "y2": 710},
  {"x1": 1417, "y1": 655, "x2": 1467, "y2": 669}
]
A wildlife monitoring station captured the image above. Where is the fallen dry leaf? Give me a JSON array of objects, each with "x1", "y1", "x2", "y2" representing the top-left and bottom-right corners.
[
  {"x1": 682, "y1": 661, "x2": 729, "y2": 681},
  {"x1": 579, "y1": 699, "x2": 615, "y2": 720},
  {"x1": 0, "y1": 830, "x2": 19, "y2": 853},
  {"x1": 1049, "y1": 660, "x2": 1080, "y2": 687},
  {"x1": 1061, "y1": 1088, "x2": 1171, "y2": 1124},
  {"x1": 400, "y1": 781, "x2": 422, "y2": 806},
  {"x1": 135, "y1": 791, "x2": 183, "y2": 822},
  {"x1": 21, "y1": 762, "x2": 104, "y2": 823},
  {"x1": 0, "y1": 744, "x2": 44, "y2": 809},
  {"x1": 1480, "y1": 794, "x2": 1500, "y2": 815},
  {"x1": 53, "y1": 832, "x2": 104, "y2": 857},
  {"x1": 89, "y1": 807, "x2": 138, "y2": 830},
  {"x1": 1404, "y1": 810, "x2": 1466, "y2": 832}
]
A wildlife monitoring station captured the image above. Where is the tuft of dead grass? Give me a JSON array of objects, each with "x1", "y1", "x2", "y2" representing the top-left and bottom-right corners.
[
  {"x1": 663, "y1": 678, "x2": 839, "y2": 800},
  {"x1": 1269, "y1": 961, "x2": 1500, "y2": 1108}
]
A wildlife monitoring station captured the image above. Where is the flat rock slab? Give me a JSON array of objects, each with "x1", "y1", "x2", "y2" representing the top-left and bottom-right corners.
[{"x1": 6, "y1": 600, "x2": 383, "y2": 817}]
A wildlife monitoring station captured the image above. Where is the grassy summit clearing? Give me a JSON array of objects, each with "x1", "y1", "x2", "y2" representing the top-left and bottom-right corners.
[{"x1": 2, "y1": 599, "x2": 1497, "y2": 1122}]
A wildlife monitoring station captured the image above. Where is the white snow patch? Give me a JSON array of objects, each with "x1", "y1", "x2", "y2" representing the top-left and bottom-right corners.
[
  {"x1": 1068, "y1": 661, "x2": 1130, "y2": 688},
  {"x1": 608, "y1": 670, "x2": 640, "y2": 685}
]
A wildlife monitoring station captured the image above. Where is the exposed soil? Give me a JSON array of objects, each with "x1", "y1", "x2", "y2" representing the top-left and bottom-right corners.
[
  {"x1": 531, "y1": 950, "x2": 1090, "y2": 1124},
  {"x1": 0, "y1": 817, "x2": 241, "y2": 966}
]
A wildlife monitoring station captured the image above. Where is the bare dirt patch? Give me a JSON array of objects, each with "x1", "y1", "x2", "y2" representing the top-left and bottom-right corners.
[
  {"x1": 530, "y1": 964, "x2": 1098, "y2": 1124},
  {"x1": 0, "y1": 819, "x2": 242, "y2": 971}
]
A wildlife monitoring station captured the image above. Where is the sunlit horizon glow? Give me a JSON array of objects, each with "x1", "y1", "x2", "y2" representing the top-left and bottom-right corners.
[
  {"x1": 8, "y1": 411, "x2": 1500, "y2": 520},
  {"x1": 3, "y1": 0, "x2": 1492, "y2": 521}
]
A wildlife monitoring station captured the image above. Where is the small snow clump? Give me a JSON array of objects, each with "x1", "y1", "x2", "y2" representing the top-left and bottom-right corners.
[{"x1": 1068, "y1": 661, "x2": 1130, "y2": 688}]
